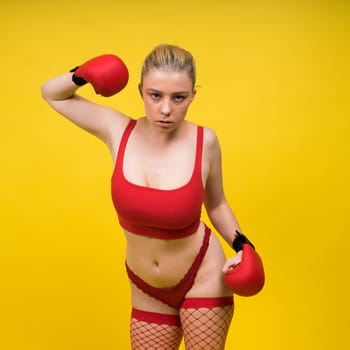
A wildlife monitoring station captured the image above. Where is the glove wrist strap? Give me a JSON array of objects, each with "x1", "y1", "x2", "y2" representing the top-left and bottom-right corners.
[
  {"x1": 70, "y1": 66, "x2": 87, "y2": 86},
  {"x1": 232, "y1": 230, "x2": 255, "y2": 252}
]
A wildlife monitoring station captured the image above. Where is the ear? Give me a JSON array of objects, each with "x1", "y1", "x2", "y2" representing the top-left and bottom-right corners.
[
  {"x1": 191, "y1": 89, "x2": 197, "y2": 102},
  {"x1": 138, "y1": 83, "x2": 143, "y2": 98}
]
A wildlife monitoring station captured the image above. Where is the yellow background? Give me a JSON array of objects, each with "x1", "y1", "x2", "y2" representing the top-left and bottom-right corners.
[{"x1": 1, "y1": 0, "x2": 349, "y2": 349}]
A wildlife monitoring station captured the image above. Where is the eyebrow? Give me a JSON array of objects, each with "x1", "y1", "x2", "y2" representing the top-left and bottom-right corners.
[{"x1": 146, "y1": 88, "x2": 189, "y2": 95}]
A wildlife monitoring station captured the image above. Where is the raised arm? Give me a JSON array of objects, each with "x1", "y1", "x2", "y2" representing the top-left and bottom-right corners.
[{"x1": 41, "y1": 54, "x2": 130, "y2": 152}]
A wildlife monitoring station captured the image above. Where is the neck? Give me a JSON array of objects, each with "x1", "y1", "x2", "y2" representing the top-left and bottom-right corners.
[{"x1": 140, "y1": 117, "x2": 184, "y2": 145}]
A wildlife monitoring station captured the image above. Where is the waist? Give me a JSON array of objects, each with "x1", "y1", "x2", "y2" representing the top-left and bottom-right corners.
[{"x1": 124, "y1": 222, "x2": 207, "y2": 288}]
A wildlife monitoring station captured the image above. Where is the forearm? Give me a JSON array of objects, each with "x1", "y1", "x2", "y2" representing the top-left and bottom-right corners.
[
  {"x1": 41, "y1": 73, "x2": 79, "y2": 101},
  {"x1": 206, "y1": 200, "x2": 242, "y2": 246}
]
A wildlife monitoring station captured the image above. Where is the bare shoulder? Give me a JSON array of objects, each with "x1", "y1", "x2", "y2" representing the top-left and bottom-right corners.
[{"x1": 202, "y1": 126, "x2": 221, "y2": 155}]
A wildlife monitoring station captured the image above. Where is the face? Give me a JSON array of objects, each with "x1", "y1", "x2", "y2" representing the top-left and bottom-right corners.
[{"x1": 139, "y1": 68, "x2": 196, "y2": 131}]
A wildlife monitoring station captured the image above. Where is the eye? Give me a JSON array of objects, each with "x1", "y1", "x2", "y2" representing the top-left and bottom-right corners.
[
  {"x1": 150, "y1": 92, "x2": 161, "y2": 100},
  {"x1": 173, "y1": 95, "x2": 185, "y2": 102}
]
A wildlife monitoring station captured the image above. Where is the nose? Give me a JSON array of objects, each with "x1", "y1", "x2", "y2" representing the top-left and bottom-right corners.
[{"x1": 160, "y1": 98, "x2": 171, "y2": 116}]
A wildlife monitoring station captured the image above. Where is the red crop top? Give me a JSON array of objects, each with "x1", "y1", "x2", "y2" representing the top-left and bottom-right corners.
[{"x1": 111, "y1": 119, "x2": 204, "y2": 239}]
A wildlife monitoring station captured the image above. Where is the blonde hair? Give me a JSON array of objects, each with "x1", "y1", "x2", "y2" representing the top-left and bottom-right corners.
[{"x1": 141, "y1": 44, "x2": 196, "y2": 89}]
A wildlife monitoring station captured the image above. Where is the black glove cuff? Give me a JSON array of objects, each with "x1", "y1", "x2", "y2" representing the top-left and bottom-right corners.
[
  {"x1": 70, "y1": 66, "x2": 87, "y2": 86},
  {"x1": 232, "y1": 230, "x2": 255, "y2": 252}
]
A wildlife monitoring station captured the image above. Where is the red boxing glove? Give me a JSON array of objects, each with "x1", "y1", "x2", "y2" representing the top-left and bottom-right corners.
[
  {"x1": 224, "y1": 244, "x2": 265, "y2": 297},
  {"x1": 71, "y1": 54, "x2": 129, "y2": 97}
]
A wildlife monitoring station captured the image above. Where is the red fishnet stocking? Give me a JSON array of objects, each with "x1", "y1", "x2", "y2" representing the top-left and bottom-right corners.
[
  {"x1": 180, "y1": 297, "x2": 234, "y2": 350},
  {"x1": 130, "y1": 309, "x2": 183, "y2": 350}
]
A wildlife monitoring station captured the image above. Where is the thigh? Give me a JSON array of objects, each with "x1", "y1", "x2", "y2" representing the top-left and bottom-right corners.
[
  {"x1": 130, "y1": 308, "x2": 183, "y2": 350},
  {"x1": 129, "y1": 281, "x2": 183, "y2": 349},
  {"x1": 129, "y1": 279, "x2": 179, "y2": 315},
  {"x1": 180, "y1": 297, "x2": 234, "y2": 350}
]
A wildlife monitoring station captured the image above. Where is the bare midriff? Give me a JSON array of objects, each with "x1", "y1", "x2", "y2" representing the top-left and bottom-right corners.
[{"x1": 125, "y1": 221, "x2": 207, "y2": 288}]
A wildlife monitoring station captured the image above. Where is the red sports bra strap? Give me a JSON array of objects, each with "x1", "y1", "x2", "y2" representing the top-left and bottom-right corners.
[
  {"x1": 115, "y1": 121, "x2": 203, "y2": 182},
  {"x1": 194, "y1": 126, "x2": 204, "y2": 176},
  {"x1": 115, "y1": 119, "x2": 136, "y2": 170}
]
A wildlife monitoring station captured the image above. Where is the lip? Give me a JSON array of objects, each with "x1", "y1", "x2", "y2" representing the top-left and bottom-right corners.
[{"x1": 155, "y1": 120, "x2": 174, "y2": 127}]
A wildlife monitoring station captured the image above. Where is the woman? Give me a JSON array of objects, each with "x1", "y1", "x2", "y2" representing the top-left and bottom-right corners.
[{"x1": 42, "y1": 44, "x2": 245, "y2": 349}]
